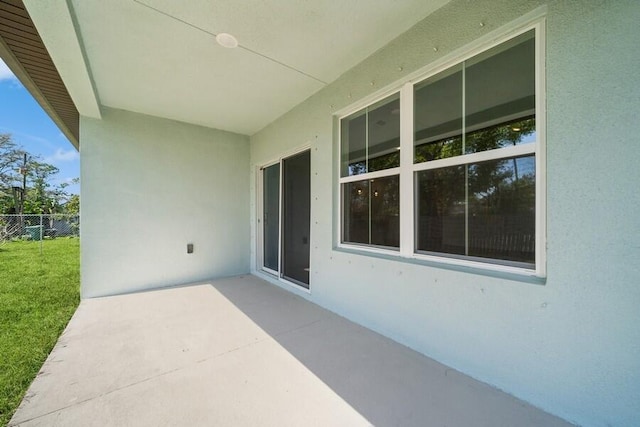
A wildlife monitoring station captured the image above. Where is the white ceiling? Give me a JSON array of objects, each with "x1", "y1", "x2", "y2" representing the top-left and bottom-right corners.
[{"x1": 68, "y1": 0, "x2": 450, "y2": 135}]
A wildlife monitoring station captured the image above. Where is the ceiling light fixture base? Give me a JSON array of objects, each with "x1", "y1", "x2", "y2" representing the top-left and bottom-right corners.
[{"x1": 216, "y1": 33, "x2": 238, "y2": 48}]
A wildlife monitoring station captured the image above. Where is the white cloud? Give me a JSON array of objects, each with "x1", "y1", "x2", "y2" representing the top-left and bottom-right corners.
[
  {"x1": 0, "y1": 127, "x2": 52, "y2": 146},
  {"x1": 0, "y1": 59, "x2": 17, "y2": 82},
  {"x1": 46, "y1": 148, "x2": 79, "y2": 164}
]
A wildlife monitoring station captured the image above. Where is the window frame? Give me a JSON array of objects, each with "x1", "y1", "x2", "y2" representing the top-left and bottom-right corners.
[
  {"x1": 338, "y1": 90, "x2": 403, "y2": 251},
  {"x1": 335, "y1": 15, "x2": 546, "y2": 279}
]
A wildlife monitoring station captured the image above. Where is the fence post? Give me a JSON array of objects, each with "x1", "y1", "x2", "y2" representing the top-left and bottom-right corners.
[{"x1": 40, "y1": 214, "x2": 43, "y2": 255}]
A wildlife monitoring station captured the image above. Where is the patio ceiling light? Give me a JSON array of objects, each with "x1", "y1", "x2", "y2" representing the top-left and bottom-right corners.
[
  {"x1": 216, "y1": 33, "x2": 238, "y2": 48},
  {"x1": 132, "y1": 0, "x2": 327, "y2": 84}
]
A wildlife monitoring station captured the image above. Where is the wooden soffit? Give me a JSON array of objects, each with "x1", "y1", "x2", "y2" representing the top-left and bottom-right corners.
[{"x1": 0, "y1": 0, "x2": 79, "y2": 147}]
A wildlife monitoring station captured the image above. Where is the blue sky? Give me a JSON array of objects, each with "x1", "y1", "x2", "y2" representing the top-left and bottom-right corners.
[{"x1": 0, "y1": 58, "x2": 80, "y2": 195}]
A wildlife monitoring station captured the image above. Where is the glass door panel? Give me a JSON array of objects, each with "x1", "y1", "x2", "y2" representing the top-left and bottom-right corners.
[
  {"x1": 282, "y1": 150, "x2": 310, "y2": 287},
  {"x1": 262, "y1": 163, "x2": 280, "y2": 272}
]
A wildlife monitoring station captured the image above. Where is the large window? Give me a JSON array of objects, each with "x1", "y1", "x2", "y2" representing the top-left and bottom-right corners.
[{"x1": 338, "y1": 24, "x2": 544, "y2": 275}]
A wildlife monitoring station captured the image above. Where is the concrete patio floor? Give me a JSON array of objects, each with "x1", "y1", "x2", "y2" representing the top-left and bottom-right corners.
[{"x1": 10, "y1": 275, "x2": 573, "y2": 426}]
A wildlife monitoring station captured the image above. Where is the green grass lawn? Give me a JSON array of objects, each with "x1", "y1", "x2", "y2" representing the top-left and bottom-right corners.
[{"x1": 0, "y1": 238, "x2": 80, "y2": 426}]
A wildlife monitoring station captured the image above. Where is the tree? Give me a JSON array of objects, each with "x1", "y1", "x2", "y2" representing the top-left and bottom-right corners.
[
  {"x1": 24, "y1": 159, "x2": 59, "y2": 214},
  {"x1": 0, "y1": 133, "x2": 79, "y2": 215},
  {"x1": 0, "y1": 133, "x2": 24, "y2": 185},
  {"x1": 0, "y1": 133, "x2": 25, "y2": 213},
  {"x1": 65, "y1": 194, "x2": 79, "y2": 216}
]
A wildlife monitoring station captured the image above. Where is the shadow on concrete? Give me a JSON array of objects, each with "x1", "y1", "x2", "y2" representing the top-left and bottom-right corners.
[{"x1": 211, "y1": 275, "x2": 572, "y2": 427}]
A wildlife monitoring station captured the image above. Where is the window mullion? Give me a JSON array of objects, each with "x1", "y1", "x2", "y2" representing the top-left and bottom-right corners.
[
  {"x1": 462, "y1": 61, "x2": 469, "y2": 256},
  {"x1": 365, "y1": 107, "x2": 371, "y2": 245},
  {"x1": 399, "y1": 83, "x2": 414, "y2": 257},
  {"x1": 368, "y1": 180, "x2": 372, "y2": 245},
  {"x1": 462, "y1": 62, "x2": 466, "y2": 154},
  {"x1": 365, "y1": 107, "x2": 369, "y2": 174},
  {"x1": 465, "y1": 165, "x2": 469, "y2": 256}
]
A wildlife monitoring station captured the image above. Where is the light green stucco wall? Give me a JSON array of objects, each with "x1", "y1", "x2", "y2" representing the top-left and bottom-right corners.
[
  {"x1": 81, "y1": 108, "x2": 250, "y2": 298},
  {"x1": 250, "y1": 1, "x2": 640, "y2": 426}
]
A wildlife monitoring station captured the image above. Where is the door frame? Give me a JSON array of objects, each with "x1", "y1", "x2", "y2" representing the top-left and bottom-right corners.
[
  {"x1": 256, "y1": 144, "x2": 311, "y2": 291},
  {"x1": 258, "y1": 159, "x2": 281, "y2": 278}
]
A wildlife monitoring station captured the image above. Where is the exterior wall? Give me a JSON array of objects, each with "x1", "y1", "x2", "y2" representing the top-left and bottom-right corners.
[
  {"x1": 81, "y1": 107, "x2": 250, "y2": 298},
  {"x1": 249, "y1": 1, "x2": 640, "y2": 426}
]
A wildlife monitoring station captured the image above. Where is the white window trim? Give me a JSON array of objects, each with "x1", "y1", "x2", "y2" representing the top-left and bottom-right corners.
[
  {"x1": 335, "y1": 13, "x2": 547, "y2": 279},
  {"x1": 337, "y1": 90, "x2": 402, "y2": 251},
  {"x1": 339, "y1": 167, "x2": 401, "y2": 184}
]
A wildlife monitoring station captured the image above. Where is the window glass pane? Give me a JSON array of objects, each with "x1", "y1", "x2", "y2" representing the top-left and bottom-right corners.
[
  {"x1": 341, "y1": 93, "x2": 400, "y2": 177},
  {"x1": 341, "y1": 111, "x2": 366, "y2": 176},
  {"x1": 468, "y1": 155, "x2": 535, "y2": 264},
  {"x1": 414, "y1": 65, "x2": 463, "y2": 163},
  {"x1": 343, "y1": 180, "x2": 369, "y2": 244},
  {"x1": 262, "y1": 163, "x2": 280, "y2": 271},
  {"x1": 415, "y1": 166, "x2": 466, "y2": 254},
  {"x1": 465, "y1": 30, "x2": 536, "y2": 154},
  {"x1": 368, "y1": 95, "x2": 400, "y2": 172},
  {"x1": 416, "y1": 155, "x2": 535, "y2": 267},
  {"x1": 282, "y1": 151, "x2": 311, "y2": 287},
  {"x1": 343, "y1": 175, "x2": 399, "y2": 248},
  {"x1": 370, "y1": 175, "x2": 400, "y2": 247}
]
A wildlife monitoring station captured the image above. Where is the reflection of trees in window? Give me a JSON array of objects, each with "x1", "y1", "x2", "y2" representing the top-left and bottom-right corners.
[
  {"x1": 466, "y1": 116, "x2": 535, "y2": 153},
  {"x1": 414, "y1": 116, "x2": 535, "y2": 163},
  {"x1": 346, "y1": 149, "x2": 400, "y2": 175},
  {"x1": 347, "y1": 161, "x2": 366, "y2": 176},
  {"x1": 417, "y1": 154, "x2": 535, "y2": 264},
  {"x1": 416, "y1": 112, "x2": 536, "y2": 265},
  {"x1": 468, "y1": 156, "x2": 535, "y2": 263},
  {"x1": 341, "y1": 94, "x2": 400, "y2": 177},
  {"x1": 415, "y1": 136, "x2": 463, "y2": 163},
  {"x1": 468, "y1": 158, "x2": 535, "y2": 216},
  {"x1": 414, "y1": 113, "x2": 537, "y2": 261},
  {"x1": 369, "y1": 147, "x2": 400, "y2": 172}
]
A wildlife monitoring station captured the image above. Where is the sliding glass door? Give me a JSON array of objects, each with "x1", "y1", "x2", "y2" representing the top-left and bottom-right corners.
[{"x1": 260, "y1": 150, "x2": 310, "y2": 288}]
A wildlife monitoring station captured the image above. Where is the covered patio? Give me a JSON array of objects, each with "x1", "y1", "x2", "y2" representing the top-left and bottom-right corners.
[
  {"x1": 10, "y1": 276, "x2": 570, "y2": 426},
  {"x1": 1, "y1": 1, "x2": 639, "y2": 425}
]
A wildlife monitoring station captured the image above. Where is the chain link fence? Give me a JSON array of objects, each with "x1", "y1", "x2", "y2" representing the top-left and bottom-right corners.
[{"x1": 0, "y1": 214, "x2": 79, "y2": 251}]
